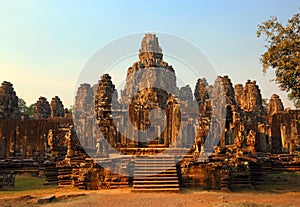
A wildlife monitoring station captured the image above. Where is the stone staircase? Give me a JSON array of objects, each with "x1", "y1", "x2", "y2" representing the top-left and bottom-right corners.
[{"x1": 132, "y1": 156, "x2": 180, "y2": 192}]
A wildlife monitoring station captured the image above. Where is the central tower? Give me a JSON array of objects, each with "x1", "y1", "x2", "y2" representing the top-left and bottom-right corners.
[
  {"x1": 94, "y1": 34, "x2": 182, "y2": 150},
  {"x1": 119, "y1": 34, "x2": 180, "y2": 147},
  {"x1": 139, "y1": 33, "x2": 163, "y2": 67}
]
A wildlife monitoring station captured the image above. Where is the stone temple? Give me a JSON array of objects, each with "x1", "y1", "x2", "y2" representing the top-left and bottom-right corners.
[
  {"x1": 94, "y1": 34, "x2": 191, "y2": 150},
  {"x1": 0, "y1": 33, "x2": 300, "y2": 192}
]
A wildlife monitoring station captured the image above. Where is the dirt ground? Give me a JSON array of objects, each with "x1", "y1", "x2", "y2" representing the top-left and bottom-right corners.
[
  {"x1": 1, "y1": 187, "x2": 300, "y2": 207},
  {"x1": 1, "y1": 172, "x2": 300, "y2": 207}
]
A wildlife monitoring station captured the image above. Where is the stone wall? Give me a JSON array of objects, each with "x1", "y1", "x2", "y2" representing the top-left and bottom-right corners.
[
  {"x1": 0, "y1": 118, "x2": 73, "y2": 159},
  {"x1": 268, "y1": 110, "x2": 300, "y2": 153},
  {"x1": 181, "y1": 162, "x2": 222, "y2": 190}
]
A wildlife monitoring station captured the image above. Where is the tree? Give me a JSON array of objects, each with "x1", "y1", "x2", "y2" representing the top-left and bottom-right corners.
[
  {"x1": 18, "y1": 98, "x2": 27, "y2": 114},
  {"x1": 68, "y1": 105, "x2": 73, "y2": 114},
  {"x1": 25, "y1": 104, "x2": 34, "y2": 116},
  {"x1": 18, "y1": 98, "x2": 34, "y2": 117},
  {"x1": 288, "y1": 93, "x2": 300, "y2": 108},
  {"x1": 257, "y1": 12, "x2": 300, "y2": 107},
  {"x1": 262, "y1": 98, "x2": 268, "y2": 109}
]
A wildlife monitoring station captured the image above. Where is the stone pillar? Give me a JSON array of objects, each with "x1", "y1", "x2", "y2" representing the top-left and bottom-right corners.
[
  {"x1": 220, "y1": 119, "x2": 226, "y2": 147},
  {"x1": 290, "y1": 121, "x2": 298, "y2": 154},
  {"x1": 23, "y1": 136, "x2": 27, "y2": 158},
  {"x1": 66, "y1": 126, "x2": 73, "y2": 157},
  {"x1": 11, "y1": 128, "x2": 18, "y2": 157},
  {"x1": 2, "y1": 136, "x2": 6, "y2": 158},
  {"x1": 280, "y1": 124, "x2": 288, "y2": 153},
  {"x1": 258, "y1": 124, "x2": 267, "y2": 152}
]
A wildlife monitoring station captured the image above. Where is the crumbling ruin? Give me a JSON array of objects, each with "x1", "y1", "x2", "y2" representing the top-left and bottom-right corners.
[
  {"x1": 33, "y1": 97, "x2": 51, "y2": 119},
  {"x1": 73, "y1": 83, "x2": 97, "y2": 148},
  {"x1": 0, "y1": 34, "x2": 300, "y2": 192},
  {"x1": 0, "y1": 81, "x2": 20, "y2": 120},
  {"x1": 50, "y1": 96, "x2": 65, "y2": 118}
]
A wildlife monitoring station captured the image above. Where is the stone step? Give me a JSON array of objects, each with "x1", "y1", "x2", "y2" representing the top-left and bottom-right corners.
[
  {"x1": 133, "y1": 184, "x2": 179, "y2": 190},
  {"x1": 134, "y1": 175, "x2": 178, "y2": 179},
  {"x1": 134, "y1": 167, "x2": 176, "y2": 171},
  {"x1": 109, "y1": 185, "x2": 128, "y2": 189},
  {"x1": 133, "y1": 184, "x2": 180, "y2": 188},
  {"x1": 135, "y1": 156, "x2": 175, "y2": 159},
  {"x1": 133, "y1": 180, "x2": 179, "y2": 184},
  {"x1": 131, "y1": 188, "x2": 180, "y2": 193},
  {"x1": 109, "y1": 182, "x2": 129, "y2": 189},
  {"x1": 135, "y1": 160, "x2": 175, "y2": 164},
  {"x1": 134, "y1": 171, "x2": 177, "y2": 176},
  {"x1": 134, "y1": 165, "x2": 175, "y2": 169},
  {"x1": 134, "y1": 176, "x2": 178, "y2": 180},
  {"x1": 134, "y1": 169, "x2": 176, "y2": 173},
  {"x1": 134, "y1": 166, "x2": 176, "y2": 170},
  {"x1": 132, "y1": 156, "x2": 180, "y2": 193}
]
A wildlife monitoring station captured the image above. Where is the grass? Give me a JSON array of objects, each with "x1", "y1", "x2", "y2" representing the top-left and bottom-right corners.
[
  {"x1": 255, "y1": 171, "x2": 300, "y2": 193},
  {"x1": 1, "y1": 171, "x2": 300, "y2": 197},
  {"x1": 0, "y1": 174, "x2": 57, "y2": 196}
]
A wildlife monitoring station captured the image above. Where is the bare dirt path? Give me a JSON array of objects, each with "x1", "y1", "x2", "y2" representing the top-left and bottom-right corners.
[{"x1": 1, "y1": 187, "x2": 300, "y2": 207}]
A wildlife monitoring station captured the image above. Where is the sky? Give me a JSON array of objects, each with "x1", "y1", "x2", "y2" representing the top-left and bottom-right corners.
[{"x1": 0, "y1": 0, "x2": 299, "y2": 108}]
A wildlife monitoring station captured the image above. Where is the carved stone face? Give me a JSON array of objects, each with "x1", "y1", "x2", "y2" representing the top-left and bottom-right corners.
[{"x1": 129, "y1": 88, "x2": 167, "y2": 131}]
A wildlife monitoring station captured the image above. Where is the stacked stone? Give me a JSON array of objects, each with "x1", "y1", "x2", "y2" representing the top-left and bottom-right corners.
[
  {"x1": 122, "y1": 34, "x2": 181, "y2": 146},
  {"x1": 94, "y1": 34, "x2": 184, "y2": 148},
  {"x1": 219, "y1": 75, "x2": 236, "y2": 106},
  {"x1": 95, "y1": 74, "x2": 118, "y2": 146},
  {"x1": 0, "y1": 171, "x2": 15, "y2": 189},
  {"x1": 210, "y1": 76, "x2": 235, "y2": 116},
  {"x1": 121, "y1": 34, "x2": 178, "y2": 107},
  {"x1": 0, "y1": 81, "x2": 20, "y2": 119},
  {"x1": 206, "y1": 76, "x2": 236, "y2": 148},
  {"x1": 194, "y1": 78, "x2": 211, "y2": 119},
  {"x1": 267, "y1": 94, "x2": 284, "y2": 115},
  {"x1": 138, "y1": 33, "x2": 163, "y2": 68},
  {"x1": 74, "y1": 84, "x2": 94, "y2": 119},
  {"x1": 179, "y1": 85, "x2": 194, "y2": 107},
  {"x1": 95, "y1": 74, "x2": 116, "y2": 115},
  {"x1": 73, "y1": 84, "x2": 96, "y2": 147},
  {"x1": 44, "y1": 161, "x2": 58, "y2": 185},
  {"x1": 194, "y1": 78, "x2": 209, "y2": 106},
  {"x1": 50, "y1": 96, "x2": 65, "y2": 117},
  {"x1": 240, "y1": 80, "x2": 264, "y2": 113},
  {"x1": 234, "y1": 84, "x2": 244, "y2": 106},
  {"x1": 33, "y1": 97, "x2": 51, "y2": 119}
]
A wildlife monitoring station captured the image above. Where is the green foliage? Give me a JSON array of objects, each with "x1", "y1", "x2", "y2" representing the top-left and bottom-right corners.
[
  {"x1": 25, "y1": 103, "x2": 34, "y2": 116},
  {"x1": 288, "y1": 92, "x2": 300, "y2": 108},
  {"x1": 68, "y1": 105, "x2": 73, "y2": 114},
  {"x1": 257, "y1": 12, "x2": 300, "y2": 102},
  {"x1": 18, "y1": 98, "x2": 27, "y2": 114},
  {"x1": 18, "y1": 98, "x2": 34, "y2": 117},
  {"x1": 262, "y1": 98, "x2": 268, "y2": 108}
]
